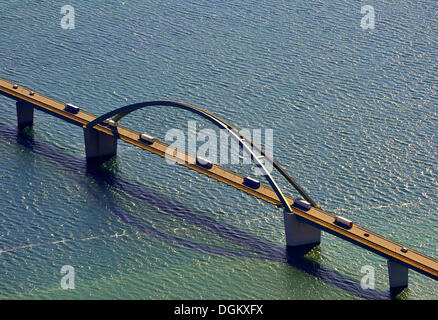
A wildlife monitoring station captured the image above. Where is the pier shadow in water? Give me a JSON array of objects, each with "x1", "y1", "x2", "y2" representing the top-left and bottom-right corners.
[{"x1": 0, "y1": 122, "x2": 398, "y2": 299}]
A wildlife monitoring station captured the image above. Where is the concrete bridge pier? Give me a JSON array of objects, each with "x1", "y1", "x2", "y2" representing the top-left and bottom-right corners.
[
  {"x1": 16, "y1": 101, "x2": 34, "y2": 129},
  {"x1": 388, "y1": 259, "x2": 409, "y2": 290},
  {"x1": 83, "y1": 127, "x2": 117, "y2": 163},
  {"x1": 284, "y1": 210, "x2": 321, "y2": 247}
]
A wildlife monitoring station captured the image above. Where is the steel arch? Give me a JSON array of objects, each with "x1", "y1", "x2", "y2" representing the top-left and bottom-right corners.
[{"x1": 87, "y1": 100, "x2": 316, "y2": 212}]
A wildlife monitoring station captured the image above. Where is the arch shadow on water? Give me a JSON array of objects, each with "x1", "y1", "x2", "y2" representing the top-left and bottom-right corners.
[{"x1": 0, "y1": 122, "x2": 397, "y2": 299}]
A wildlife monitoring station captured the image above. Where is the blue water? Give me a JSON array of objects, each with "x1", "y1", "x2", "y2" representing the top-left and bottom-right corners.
[{"x1": 0, "y1": 0, "x2": 436, "y2": 299}]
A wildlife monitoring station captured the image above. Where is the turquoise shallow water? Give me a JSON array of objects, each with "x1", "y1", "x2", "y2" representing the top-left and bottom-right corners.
[{"x1": 0, "y1": 0, "x2": 436, "y2": 299}]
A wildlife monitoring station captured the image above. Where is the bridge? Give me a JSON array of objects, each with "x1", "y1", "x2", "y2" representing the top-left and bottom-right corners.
[{"x1": 0, "y1": 77, "x2": 437, "y2": 294}]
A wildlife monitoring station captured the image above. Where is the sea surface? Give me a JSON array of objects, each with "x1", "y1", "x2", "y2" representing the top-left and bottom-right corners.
[{"x1": 0, "y1": 0, "x2": 436, "y2": 299}]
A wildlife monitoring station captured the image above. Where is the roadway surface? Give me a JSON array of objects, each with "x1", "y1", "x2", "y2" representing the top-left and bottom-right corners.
[{"x1": 1, "y1": 77, "x2": 437, "y2": 282}]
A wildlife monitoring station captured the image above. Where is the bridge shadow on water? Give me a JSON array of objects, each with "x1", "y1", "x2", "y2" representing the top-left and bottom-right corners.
[{"x1": 0, "y1": 122, "x2": 399, "y2": 299}]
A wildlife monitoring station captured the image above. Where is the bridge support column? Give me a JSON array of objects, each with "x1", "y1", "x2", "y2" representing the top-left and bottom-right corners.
[
  {"x1": 388, "y1": 259, "x2": 409, "y2": 289},
  {"x1": 16, "y1": 101, "x2": 34, "y2": 129},
  {"x1": 284, "y1": 211, "x2": 321, "y2": 247},
  {"x1": 83, "y1": 127, "x2": 117, "y2": 163}
]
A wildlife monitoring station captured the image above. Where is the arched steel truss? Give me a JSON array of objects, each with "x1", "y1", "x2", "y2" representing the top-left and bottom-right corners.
[{"x1": 86, "y1": 100, "x2": 317, "y2": 212}]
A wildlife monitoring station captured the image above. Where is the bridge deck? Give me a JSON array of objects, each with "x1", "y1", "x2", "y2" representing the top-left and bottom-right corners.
[{"x1": 1, "y1": 77, "x2": 437, "y2": 282}]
